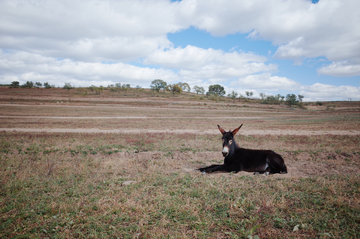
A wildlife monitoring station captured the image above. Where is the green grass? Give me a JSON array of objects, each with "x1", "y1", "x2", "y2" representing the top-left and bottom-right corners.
[{"x1": 1, "y1": 132, "x2": 359, "y2": 238}]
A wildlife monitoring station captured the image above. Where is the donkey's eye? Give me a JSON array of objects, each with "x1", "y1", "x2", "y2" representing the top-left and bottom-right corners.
[{"x1": 229, "y1": 140, "x2": 233, "y2": 145}]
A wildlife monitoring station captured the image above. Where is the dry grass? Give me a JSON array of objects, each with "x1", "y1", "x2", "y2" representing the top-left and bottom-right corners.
[
  {"x1": 1, "y1": 101, "x2": 359, "y2": 131},
  {"x1": 1, "y1": 88, "x2": 360, "y2": 238},
  {"x1": 1, "y1": 132, "x2": 360, "y2": 238}
]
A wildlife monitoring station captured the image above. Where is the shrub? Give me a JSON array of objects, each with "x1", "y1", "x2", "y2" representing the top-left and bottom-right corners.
[
  {"x1": 21, "y1": 81, "x2": 34, "y2": 88},
  {"x1": 63, "y1": 82, "x2": 73, "y2": 90}
]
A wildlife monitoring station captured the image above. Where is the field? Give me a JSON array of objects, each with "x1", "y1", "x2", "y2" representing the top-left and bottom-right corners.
[{"x1": 1, "y1": 87, "x2": 360, "y2": 238}]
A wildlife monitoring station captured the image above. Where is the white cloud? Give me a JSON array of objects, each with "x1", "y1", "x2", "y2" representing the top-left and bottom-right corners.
[
  {"x1": 230, "y1": 73, "x2": 301, "y2": 91},
  {"x1": 0, "y1": 0, "x2": 360, "y2": 66},
  {"x1": 184, "y1": 0, "x2": 360, "y2": 65},
  {"x1": 0, "y1": 0, "x2": 183, "y2": 37},
  {"x1": 178, "y1": 62, "x2": 276, "y2": 82},
  {"x1": 300, "y1": 83, "x2": 360, "y2": 101},
  {"x1": 0, "y1": 0, "x2": 181, "y2": 61},
  {"x1": 1, "y1": 47, "x2": 278, "y2": 88},
  {"x1": 317, "y1": 58, "x2": 360, "y2": 77},
  {"x1": 0, "y1": 50, "x2": 178, "y2": 87},
  {"x1": 273, "y1": 37, "x2": 309, "y2": 63},
  {"x1": 144, "y1": 45, "x2": 277, "y2": 84},
  {"x1": 145, "y1": 45, "x2": 269, "y2": 69},
  {"x1": 2, "y1": 0, "x2": 358, "y2": 65}
]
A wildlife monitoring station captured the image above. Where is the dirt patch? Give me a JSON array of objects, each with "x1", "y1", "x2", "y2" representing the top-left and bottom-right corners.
[
  {"x1": 0, "y1": 115, "x2": 264, "y2": 119},
  {"x1": 2, "y1": 127, "x2": 360, "y2": 135}
]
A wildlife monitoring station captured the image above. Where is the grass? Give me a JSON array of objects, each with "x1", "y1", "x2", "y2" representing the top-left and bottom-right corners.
[
  {"x1": 1, "y1": 132, "x2": 359, "y2": 238},
  {"x1": 1, "y1": 93, "x2": 360, "y2": 131},
  {"x1": 1, "y1": 107, "x2": 360, "y2": 131},
  {"x1": 1, "y1": 88, "x2": 360, "y2": 237}
]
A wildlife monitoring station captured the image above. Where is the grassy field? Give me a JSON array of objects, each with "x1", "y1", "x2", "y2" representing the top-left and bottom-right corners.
[{"x1": 1, "y1": 87, "x2": 360, "y2": 238}]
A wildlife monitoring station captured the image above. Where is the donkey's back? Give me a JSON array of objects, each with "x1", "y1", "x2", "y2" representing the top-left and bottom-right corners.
[{"x1": 232, "y1": 148, "x2": 287, "y2": 175}]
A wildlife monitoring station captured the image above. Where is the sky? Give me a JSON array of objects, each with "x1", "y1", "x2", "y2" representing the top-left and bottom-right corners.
[{"x1": 0, "y1": 0, "x2": 359, "y2": 101}]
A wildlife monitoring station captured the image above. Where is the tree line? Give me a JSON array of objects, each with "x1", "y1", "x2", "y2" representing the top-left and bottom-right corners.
[
  {"x1": 151, "y1": 79, "x2": 304, "y2": 106},
  {"x1": 9, "y1": 81, "x2": 140, "y2": 93},
  {"x1": 150, "y1": 79, "x2": 219, "y2": 96},
  {"x1": 10, "y1": 81, "x2": 55, "y2": 89},
  {"x1": 8, "y1": 80, "x2": 305, "y2": 106},
  {"x1": 228, "y1": 90, "x2": 304, "y2": 106}
]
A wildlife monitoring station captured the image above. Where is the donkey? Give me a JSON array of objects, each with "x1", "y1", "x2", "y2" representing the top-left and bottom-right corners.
[{"x1": 198, "y1": 124, "x2": 287, "y2": 175}]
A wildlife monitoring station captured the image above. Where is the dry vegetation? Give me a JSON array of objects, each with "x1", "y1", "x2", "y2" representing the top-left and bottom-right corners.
[{"x1": 1, "y1": 87, "x2": 360, "y2": 238}]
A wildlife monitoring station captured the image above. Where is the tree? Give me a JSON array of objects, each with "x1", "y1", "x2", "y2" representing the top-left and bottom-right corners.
[
  {"x1": 259, "y1": 93, "x2": 266, "y2": 100},
  {"x1": 44, "y1": 82, "x2": 52, "y2": 89},
  {"x1": 35, "y1": 82, "x2": 42, "y2": 88},
  {"x1": 259, "y1": 93, "x2": 284, "y2": 105},
  {"x1": 245, "y1": 91, "x2": 253, "y2": 99},
  {"x1": 207, "y1": 84, "x2": 225, "y2": 97},
  {"x1": 178, "y1": 82, "x2": 191, "y2": 92},
  {"x1": 193, "y1": 85, "x2": 205, "y2": 95},
  {"x1": 21, "y1": 81, "x2": 34, "y2": 88},
  {"x1": 166, "y1": 84, "x2": 182, "y2": 96},
  {"x1": 229, "y1": 91, "x2": 238, "y2": 102},
  {"x1": 10, "y1": 81, "x2": 20, "y2": 88},
  {"x1": 150, "y1": 79, "x2": 167, "y2": 92},
  {"x1": 285, "y1": 94, "x2": 304, "y2": 106},
  {"x1": 63, "y1": 82, "x2": 73, "y2": 90}
]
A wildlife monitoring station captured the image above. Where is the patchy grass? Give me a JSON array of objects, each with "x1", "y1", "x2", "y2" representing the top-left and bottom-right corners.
[
  {"x1": 1, "y1": 132, "x2": 359, "y2": 238},
  {"x1": 1, "y1": 104, "x2": 359, "y2": 131},
  {"x1": 1, "y1": 89, "x2": 359, "y2": 237},
  {"x1": 1, "y1": 88, "x2": 360, "y2": 131}
]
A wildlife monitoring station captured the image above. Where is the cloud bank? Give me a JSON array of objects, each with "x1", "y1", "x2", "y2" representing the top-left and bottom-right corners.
[{"x1": 0, "y1": 0, "x2": 358, "y2": 101}]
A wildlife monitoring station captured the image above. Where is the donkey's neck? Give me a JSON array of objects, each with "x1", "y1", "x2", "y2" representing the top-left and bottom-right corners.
[{"x1": 228, "y1": 139, "x2": 239, "y2": 156}]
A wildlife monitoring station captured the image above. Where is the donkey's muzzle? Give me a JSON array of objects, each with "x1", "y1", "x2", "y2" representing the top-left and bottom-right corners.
[{"x1": 222, "y1": 147, "x2": 229, "y2": 157}]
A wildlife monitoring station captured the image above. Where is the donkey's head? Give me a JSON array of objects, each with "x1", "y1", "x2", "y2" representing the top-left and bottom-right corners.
[{"x1": 218, "y1": 124, "x2": 243, "y2": 157}]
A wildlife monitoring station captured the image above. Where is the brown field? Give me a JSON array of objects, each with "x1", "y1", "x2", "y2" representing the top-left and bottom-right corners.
[{"x1": 1, "y1": 87, "x2": 360, "y2": 238}]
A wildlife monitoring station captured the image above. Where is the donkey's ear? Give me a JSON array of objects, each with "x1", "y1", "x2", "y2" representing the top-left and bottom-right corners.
[
  {"x1": 232, "y1": 124, "x2": 243, "y2": 136},
  {"x1": 218, "y1": 125, "x2": 226, "y2": 135}
]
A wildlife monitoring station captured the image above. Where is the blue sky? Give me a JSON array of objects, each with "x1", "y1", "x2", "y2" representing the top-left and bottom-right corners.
[
  {"x1": 168, "y1": 27, "x2": 358, "y2": 86},
  {"x1": 0, "y1": 0, "x2": 359, "y2": 101},
  {"x1": 168, "y1": 26, "x2": 358, "y2": 88}
]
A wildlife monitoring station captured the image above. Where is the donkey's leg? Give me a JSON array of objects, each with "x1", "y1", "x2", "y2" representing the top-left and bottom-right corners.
[
  {"x1": 268, "y1": 154, "x2": 287, "y2": 174},
  {"x1": 198, "y1": 164, "x2": 222, "y2": 173},
  {"x1": 254, "y1": 159, "x2": 269, "y2": 175},
  {"x1": 265, "y1": 161, "x2": 278, "y2": 175},
  {"x1": 198, "y1": 164, "x2": 232, "y2": 173}
]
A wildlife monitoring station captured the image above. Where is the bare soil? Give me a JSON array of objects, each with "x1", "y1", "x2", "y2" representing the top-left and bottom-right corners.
[{"x1": 1, "y1": 127, "x2": 360, "y2": 135}]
